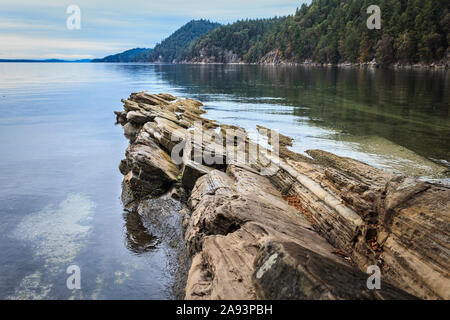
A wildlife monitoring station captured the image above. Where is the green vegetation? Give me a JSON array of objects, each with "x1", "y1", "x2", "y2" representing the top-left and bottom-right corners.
[
  {"x1": 181, "y1": 0, "x2": 449, "y2": 65},
  {"x1": 94, "y1": 1, "x2": 449, "y2": 65},
  {"x1": 148, "y1": 19, "x2": 221, "y2": 62},
  {"x1": 93, "y1": 20, "x2": 220, "y2": 63},
  {"x1": 181, "y1": 18, "x2": 286, "y2": 63}
]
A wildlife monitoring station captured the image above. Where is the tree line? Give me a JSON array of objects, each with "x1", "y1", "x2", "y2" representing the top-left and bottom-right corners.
[{"x1": 181, "y1": 0, "x2": 449, "y2": 65}]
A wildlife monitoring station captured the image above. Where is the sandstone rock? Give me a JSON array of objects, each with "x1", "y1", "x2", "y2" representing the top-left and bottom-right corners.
[
  {"x1": 184, "y1": 166, "x2": 413, "y2": 300},
  {"x1": 114, "y1": 93, "x2": 448, "y2": 301},
  {"x1": 182, "y1": 128, "x2": 227, "y2": 170},
  {"x1": 129, "y1": 91, "x2": 171, "y2": 106},
  {"x1": 121, "y1": 99, "x2": 142, "y2": 112},
  {"x1": 270, "y1": 152, "x2": 449, "y2": 299},
  {"x1": 123, "y1": 122, "x2": 140, "y2": 142},
  {"x1": 253, "y1": 241, "x2": 415, "y2": 300},
  {"x1": 122, "y1": 170, "x2": 156, "y2": 201},
  {"x1": 156, "y1": 93, "x2": 177, "y2": 101},
  {"x1": 122, "y1": 141, "x2": 180, "y2": 198},
  {"x1": 181, "y1": 160, "x2": 214, "y2": 190},
  {"x1": 183, "y1": 165, "x2": 397, "y2": 300},
  {"x1": 372, "y1": 178, "x2": 450, "y2": 299},
  {"x1": 179, "y1": 111, "x2": 218, "y2": 129},
  {"x1": 142, "y1": 117, "x2": 187, "y2": 153},
  {"x1": 173, "y1": 98, "x2": 206, "y2": 115},
  {"x1": 126, "y1": 110, "x2": 154, "y2": 125},
  {"x1": 114, "y1": 111, "x2": 127, "y2": 124},
  {"x1": 185, "y1": 224, "x2": 261, "y2": 300},
  {"x1": 256, "y1": 124, "x2": 293, "y2": 147},
  {"x1": 306, "y1": 149, "x2": 393, "y2": 187}
]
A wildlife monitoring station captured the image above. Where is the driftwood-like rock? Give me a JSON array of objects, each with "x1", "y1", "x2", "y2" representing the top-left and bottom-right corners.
[
  {"x1": 121, "y1": 141, "x2": 179, "y2": 198},
  {"x1": 374, "y1": 177, "x2": 450, "y2": 299},
  {"x1": 114, "y1": 92, "x2": 449, "y2": 300},
  {"x1": 260, "y1": 149, "x2": 450, "y2": 299},
  {"x1": 253, "y1": 241, "x2": 415, "y2": 300},
  {"x1": 181, "y1": 160, "x2": 213, "y2": 190},
  {"x1": 129, "y1": 92, "x2": 173, "y2": 106},
  {"x1": 183, "y1": 165, "x2": 413, "y2": 300},
  {"x1": 142, "y1": 117, "x2": 187, "y2": 153}
]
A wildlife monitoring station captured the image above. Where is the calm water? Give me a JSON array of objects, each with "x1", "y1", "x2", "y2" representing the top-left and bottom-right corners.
[{"x1": 0, "y1": 63, "x2": 449, "y2": 300}]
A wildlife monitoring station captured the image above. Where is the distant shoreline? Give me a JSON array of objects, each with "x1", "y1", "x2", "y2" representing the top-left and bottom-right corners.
[
  {"x1": 177, "y1": 60, "x2": 450, "y2": 70},
  {"x1": 2, "y1": 60, "x2": 448, "y2": 70},
  {"x1": 0, "y1": 59, "x2": 91, "y2": 63}
]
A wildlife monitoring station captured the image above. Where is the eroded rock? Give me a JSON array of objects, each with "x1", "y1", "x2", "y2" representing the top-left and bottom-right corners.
[
  {"x1": 181, "y1": 160, "x2": 214, "y2": 190},
  {"x1": 114, "y1": 92, "x2": 448, "y2": 300},
  {"x1": 253, "y1": 241, "x2": 415, "y2": 300},
  {"x1": 121, "y1": 140, "x2": 180, "y2": 199}
]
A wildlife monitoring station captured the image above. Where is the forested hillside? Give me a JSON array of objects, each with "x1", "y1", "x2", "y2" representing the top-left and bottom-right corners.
[
  {"x1": 181, "y1": 0, "x2": 450, "y2": 65},
  {"x1": 147, "y1": 20, "x2": 221, "y2": 62},
  {"x1": 181, "y1": 18, "x2": 286, "y2": 63},
  {"x1": 92, "y1": 20, "x2": 220, "y2": 63}
]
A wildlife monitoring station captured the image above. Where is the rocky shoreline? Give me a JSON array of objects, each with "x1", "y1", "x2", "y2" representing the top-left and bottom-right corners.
[
  {"x1": 114, "y1": 92, "x2": 449, "y2": 300},
  {"x1": 179, "y1": 50, "x2": 449, "y2": 69},
  {"x1": 179, "y1": 60, "x2": 450, "y2": 70}
]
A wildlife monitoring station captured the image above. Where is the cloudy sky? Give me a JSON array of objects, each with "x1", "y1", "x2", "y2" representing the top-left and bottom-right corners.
[{"x1": 0, "y1": 0, "x2": 309, "y2": 60}]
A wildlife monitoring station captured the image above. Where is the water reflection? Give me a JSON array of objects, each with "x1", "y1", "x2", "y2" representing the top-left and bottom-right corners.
[
  {"x1": 123, "y1": 210, "x2": 159, "y2": 255},
  {"x1": 150, "y1": 64, "x2": 449, "y2": 170}
]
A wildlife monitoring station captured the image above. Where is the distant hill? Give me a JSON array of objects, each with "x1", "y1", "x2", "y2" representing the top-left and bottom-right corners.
[
  {"x1": 91, "y1": 48, "x2": 151, "y2": 63},
  {"x1": 0, "y1": 59, "x2": 91, "y2": 63},
  {"x1": 147, "y1": 19, "x2": 221, "y2": 63},
  {"x1": 92, "y1": 19, "x2": 220, "y2": 63},
  {"x1": 181, "y1": 17, "x2": 285, "y2": 63}
]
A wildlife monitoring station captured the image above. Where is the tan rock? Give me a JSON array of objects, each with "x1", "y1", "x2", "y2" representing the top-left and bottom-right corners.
[
  {"x1": 181, "y1": 160, "x2": 214, "y2": 190},
  {"x1": 114, "y1": 93, "x2": 448, "y2": 300},
  {"x1": 122, "y1": 141, "x2": 180, "y2": 198},
  {"x1": 123, "y1": 122, "x2": 140, "y2": 142},
  {"x1": 253, "y1": 241, "x2": 415, "y2": 300},
  {"x1": 142, "y1": 117, "x2": 187, "y2": 153},
  {"x1": 129, "y1": 91, "x2": 171, "y2": 106},
  {"x1": 126, "y1": 110, "x2": 154, "y2": 124}
]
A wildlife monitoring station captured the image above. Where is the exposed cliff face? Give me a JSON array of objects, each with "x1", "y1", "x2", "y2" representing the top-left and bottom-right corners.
[
  {"x1": 115, "y1": 92, "x2": 449, "y2": 300},
  {"x1": 181, "y1": 51, "x2": 449, "y2": 69}
]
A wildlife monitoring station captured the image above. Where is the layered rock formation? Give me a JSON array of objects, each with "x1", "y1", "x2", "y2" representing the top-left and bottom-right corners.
[{"x1": 115, "y1": 92, "x2": 449, "y2": 300}]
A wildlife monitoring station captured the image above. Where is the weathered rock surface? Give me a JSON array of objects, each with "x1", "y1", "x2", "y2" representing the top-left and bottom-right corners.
[
  {"x1": 253, "y1": 241, "x2": 415, "y2": 300},
  {"x1": 121, "y1": 141, "x2": 180, "y2": 199},
  {"x1": 115, "y1": 92, "x2": 449, "y2": 300},
  {"x1": 181, "y1": 160, "x2": 214, "y2": 189},
  {"x1": 184, "y1": 167, "x2": 351, "y2": 299},
  {"x1": 254, "y1": 148, "x2": 450, "y2": 299}
]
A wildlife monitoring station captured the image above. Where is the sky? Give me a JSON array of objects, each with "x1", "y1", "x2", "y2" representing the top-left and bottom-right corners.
[{"x1": 0, "y1": 0, "x2": 309, "y2": 60}]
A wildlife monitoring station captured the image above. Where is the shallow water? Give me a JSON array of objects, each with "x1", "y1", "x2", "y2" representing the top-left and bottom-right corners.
[{"x1": 0, "y1": 63, "x2": 448, "y2": 299}]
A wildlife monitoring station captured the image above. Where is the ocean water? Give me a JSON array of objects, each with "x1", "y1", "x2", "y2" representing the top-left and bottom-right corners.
[{"x1": 0, "y1": 63, "x2": 448, "y2": 299}]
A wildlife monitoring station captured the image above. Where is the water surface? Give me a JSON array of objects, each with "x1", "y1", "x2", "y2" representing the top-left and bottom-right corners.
[{"x1": 0, "y1": 63, "x2": 448, "y2": 299}]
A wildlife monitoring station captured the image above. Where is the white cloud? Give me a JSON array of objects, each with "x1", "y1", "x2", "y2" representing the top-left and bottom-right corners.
[
  {"x1": 0, "y1": 34, "x2": 127, "y2": 59},
  {"x1": 0, "y1": 20, "x2": 64, "y2": 31},
  {"x1": 0, "y1": 0, "x2": 309, "y2": 59}
]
